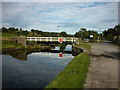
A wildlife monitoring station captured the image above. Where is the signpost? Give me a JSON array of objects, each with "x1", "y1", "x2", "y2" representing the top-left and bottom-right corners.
[
  {"x1": 90, "y1": 35, "x2": 93, "y2": 38},
  {"x1": 89, "y1": 34, "x2": 94, "y2": 42}
]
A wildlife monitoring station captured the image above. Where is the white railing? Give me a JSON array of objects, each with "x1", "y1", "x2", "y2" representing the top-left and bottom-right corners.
[
  {"x1": 27, "y1": 37, "x2": 78, "y2": 42},
  {"x1": 31, "y1": 52, "x2": 74, "y2": 58}
]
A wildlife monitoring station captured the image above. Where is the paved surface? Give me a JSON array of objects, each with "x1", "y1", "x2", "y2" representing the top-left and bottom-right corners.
[{"x1": 84, "y1": 42, "x2": 119, "y2": 88}]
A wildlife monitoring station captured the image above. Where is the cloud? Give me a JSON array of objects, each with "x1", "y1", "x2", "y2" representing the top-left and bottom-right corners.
[
  {"x1": 2, "y1": 2, "x2": 118, "y2": 34},
  {"x1": 2, "y1": 0, "x2": 120, "y2": 2}
]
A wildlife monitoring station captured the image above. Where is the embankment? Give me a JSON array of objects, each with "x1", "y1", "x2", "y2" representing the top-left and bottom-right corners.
[
  {"x1": 72, "y1": 43, "x2": 83, "y2": 56},
  {"x1": 45, "y1": 52, "x2": 90, "y2": 88},
  {"x1": 1, "y1": 36, "x2": 52, "y2": 53},
  {"x1": 45, "y1": 43, "x2": 91, "y2": 88}
]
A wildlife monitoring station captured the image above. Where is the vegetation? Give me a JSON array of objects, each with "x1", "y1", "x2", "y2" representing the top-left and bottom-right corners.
[
  {"x1": 102, "y1": 25, "x2": 120, "y2": 41},
  {"x1": 2, "y1": 40, "x2": 21, "y2": 48},
  {"x1": 1, "y1": 40, "x2": 51, "y2": 49},
  {"x1": 75, "y1": 28, "x2": 99, "y2": 40},
  {"x1": 45, "y1": 52, "x2": 90, "y2": 88},
  {"x1": 1, "y1": 24, "x2": 120, "y2": 45},
  {"x1": 1, "y1": 33, "x2": 18, "y2": 36},
  {"x1": 27, "y1": 42, "x2": 51, "y2": 49},
  {"x1": 1, "y1": 27, "x2": 73, "y2": 37},
  {"x1": 1, "y1": 27, "x2": 99, "y2": 38},
  {"x1": 76, "y1": 43, "x2": 91, "y2": 51}
]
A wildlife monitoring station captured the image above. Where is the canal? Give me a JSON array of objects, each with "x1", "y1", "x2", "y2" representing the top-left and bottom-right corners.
[{"x1": 2, "y1": 45, "x2": 74, "y2": 88}]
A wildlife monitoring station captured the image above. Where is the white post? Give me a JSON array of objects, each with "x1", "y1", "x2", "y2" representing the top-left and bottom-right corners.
[
  {"x1": 58, "y1": 38, "x2": 59, "y2": 42},
  {"x1": 35, "y1": 37, "x2": 37, "y2": 42},
  {"x1": 40, "y1": 38, "x2": 41, "y2": 41},
  {"x1": 30, "y1": 37, "x2": 31, "y2": 41},
  {"x1": 64, "y1": 38, "x2": 65, "y2": 42},
  {"x1": 50, "y1": 37, "x2": 52, "y2": 42},
  {"x1": 46, "y1": 38, "x2": 48, "y2": 42},
  {"x1": 71, "y1": 38, "x2": 73, "y2": 42}
]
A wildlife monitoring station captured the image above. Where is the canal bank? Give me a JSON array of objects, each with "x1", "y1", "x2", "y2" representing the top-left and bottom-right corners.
[
  {"x1": 45, "y1": 52, "x2": 90, "y2": 88},
  {"x1": 45, "y1": 43, "x2": 91, "y2": 88},
  {"x1": 1, "y1": 38, "x2": 52, "y2": 54}
]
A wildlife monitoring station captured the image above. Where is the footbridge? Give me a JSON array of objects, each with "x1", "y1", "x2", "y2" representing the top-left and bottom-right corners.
[{"x1": 27, "y1": 37, "x2": 78, "y2": 43}]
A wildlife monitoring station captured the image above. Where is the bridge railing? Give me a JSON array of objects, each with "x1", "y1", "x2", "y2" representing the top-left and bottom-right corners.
[{"x1": 27, "y1": 37, "x2": 78, "y2": 42}]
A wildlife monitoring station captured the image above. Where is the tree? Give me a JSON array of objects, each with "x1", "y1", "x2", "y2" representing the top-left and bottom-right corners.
[
  {"x1": 21, "y1": 30, "x2": 29, "y2": 36},
  {"x1": 88, "y1": 30, "x2": 99, "y2": 39},
  {"x1": 103, "y1": 30, "x2": 107, "y2": 40},
  {"x1": 2, "y1": 27, "x2": 7, "y2": 33},
  {"x1": 114, "y1": 25, "x2": 120, "y2": 36},
  {"x1": 31, "y1": 29, "x2": 35, "y2": 36},
  {"x1": 102, "y1": 25, "x2": 120, "y2": 41},
  {"x1": 80, "y1": 28, "x2": 87, "y2": 32},
  {"x1": 60, "y1": 31, "x2": 68, "y2": 37},
  {"x1": 79, "y1": 28, "x2": 90, "y2": 39},
  {"x1": 75, "y1": 32, "x2": 81, "y2": 37}
]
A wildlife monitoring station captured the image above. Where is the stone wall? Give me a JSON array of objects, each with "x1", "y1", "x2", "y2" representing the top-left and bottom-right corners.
[{"x1": 72, "y1": 43, "x2": 83, "y2": 56}]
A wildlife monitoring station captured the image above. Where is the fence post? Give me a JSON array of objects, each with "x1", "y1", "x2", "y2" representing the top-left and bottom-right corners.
[
  {"x1": 40, "y1": 38, "x2": 41, "y2": 41},
  {"x1": 50, "y1": 37, "x2": 52, "y2": 42},
  {"x1": 46, "y1": 38, "x2": 48, "y2": 42},
  {"x1": 30, "y1": 37, "x2": 31, "y2": 41},
  {"x1": 35, "y1": 37, "x2": 37, "y2": 42},
  {"x1": 71, "y1": 38, "x2": 73, "y2": 42},
  {"x1": 58, "y1": 37, "x2": 59, "y2": 42}
]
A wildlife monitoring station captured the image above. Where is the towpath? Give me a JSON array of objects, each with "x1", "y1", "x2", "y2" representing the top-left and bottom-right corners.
[{"x1": 85, "y1": 41, "x2": 119, "y2": 88}]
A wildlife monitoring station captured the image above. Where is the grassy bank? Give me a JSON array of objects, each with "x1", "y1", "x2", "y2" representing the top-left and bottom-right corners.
[
  {"x1": 1, "y1": 33, "x2": 18, "y2": 36},
  {"x1": 77, "y1": 43, "x2": 91, "y2": 51},
  {"x1": 1, "y1": 40, "x2": 21, "y2": 49},
  {"x1": 27, "y1": 44, "x2": 51, "y2": 49},
  {"x1": 1, "y1": 40, "x2": 51, "y2": 49},
  {"x1": 45, "y1": 52, "x2": 90, "y2": 88}
]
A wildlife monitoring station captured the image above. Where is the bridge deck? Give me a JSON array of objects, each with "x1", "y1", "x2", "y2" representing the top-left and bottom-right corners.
[{"x1": 27, "y1": 37, "x2": 78, "y2": 42}]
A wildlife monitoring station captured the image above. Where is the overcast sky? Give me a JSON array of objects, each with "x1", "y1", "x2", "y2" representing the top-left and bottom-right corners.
[{"x1": 1, "y1": 2, "x2": 118, "y2": 34}]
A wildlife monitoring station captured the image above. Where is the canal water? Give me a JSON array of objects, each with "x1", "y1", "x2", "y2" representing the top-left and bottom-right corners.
[{"x1": 2, "y1": 45, "x2": 74, "y2": 88}]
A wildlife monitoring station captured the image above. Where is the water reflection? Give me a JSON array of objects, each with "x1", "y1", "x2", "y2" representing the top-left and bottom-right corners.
[
  {"x1": 2, "y1": 45, "x2": 73, "y2": 60},
  {"x1": 2, "y1": 51, "x2": 74, "y2": 88},
  {"x1": 2, "y1": 49, "x2": 27, "y2": 61},
  {"x1": 2, "y1": 44, "x2": 75, "y2": 88}
]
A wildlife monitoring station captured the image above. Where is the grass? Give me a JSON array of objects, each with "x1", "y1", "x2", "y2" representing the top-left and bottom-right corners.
[
  {"x1": 1, "y1": 40, "x2": 21, "y2": 48},
  {"x1": 77, "y1": 43, "x2": 91, "y2": 51},
  {"x1": 1, "y1": 40, "x2": 51, "y2": 49},
  {"x1": 1, "y1": 33, "x2": 18, "y2": 36},
  {"x1": 27, "y1": 44, "x2": 50, "y2": 49},
  {"x1": 45, "y1": 52, "x2": 90, "y2": 88}
]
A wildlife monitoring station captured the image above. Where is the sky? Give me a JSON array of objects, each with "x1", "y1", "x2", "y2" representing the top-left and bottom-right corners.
[{"x1": 1, "y1": 2, "x2": 118, "y2": 34}]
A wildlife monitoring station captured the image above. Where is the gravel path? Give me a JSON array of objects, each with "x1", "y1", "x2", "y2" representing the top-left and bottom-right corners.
[{"x1": 84, "y1": 42, "x2": 119, "y2": 88}]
